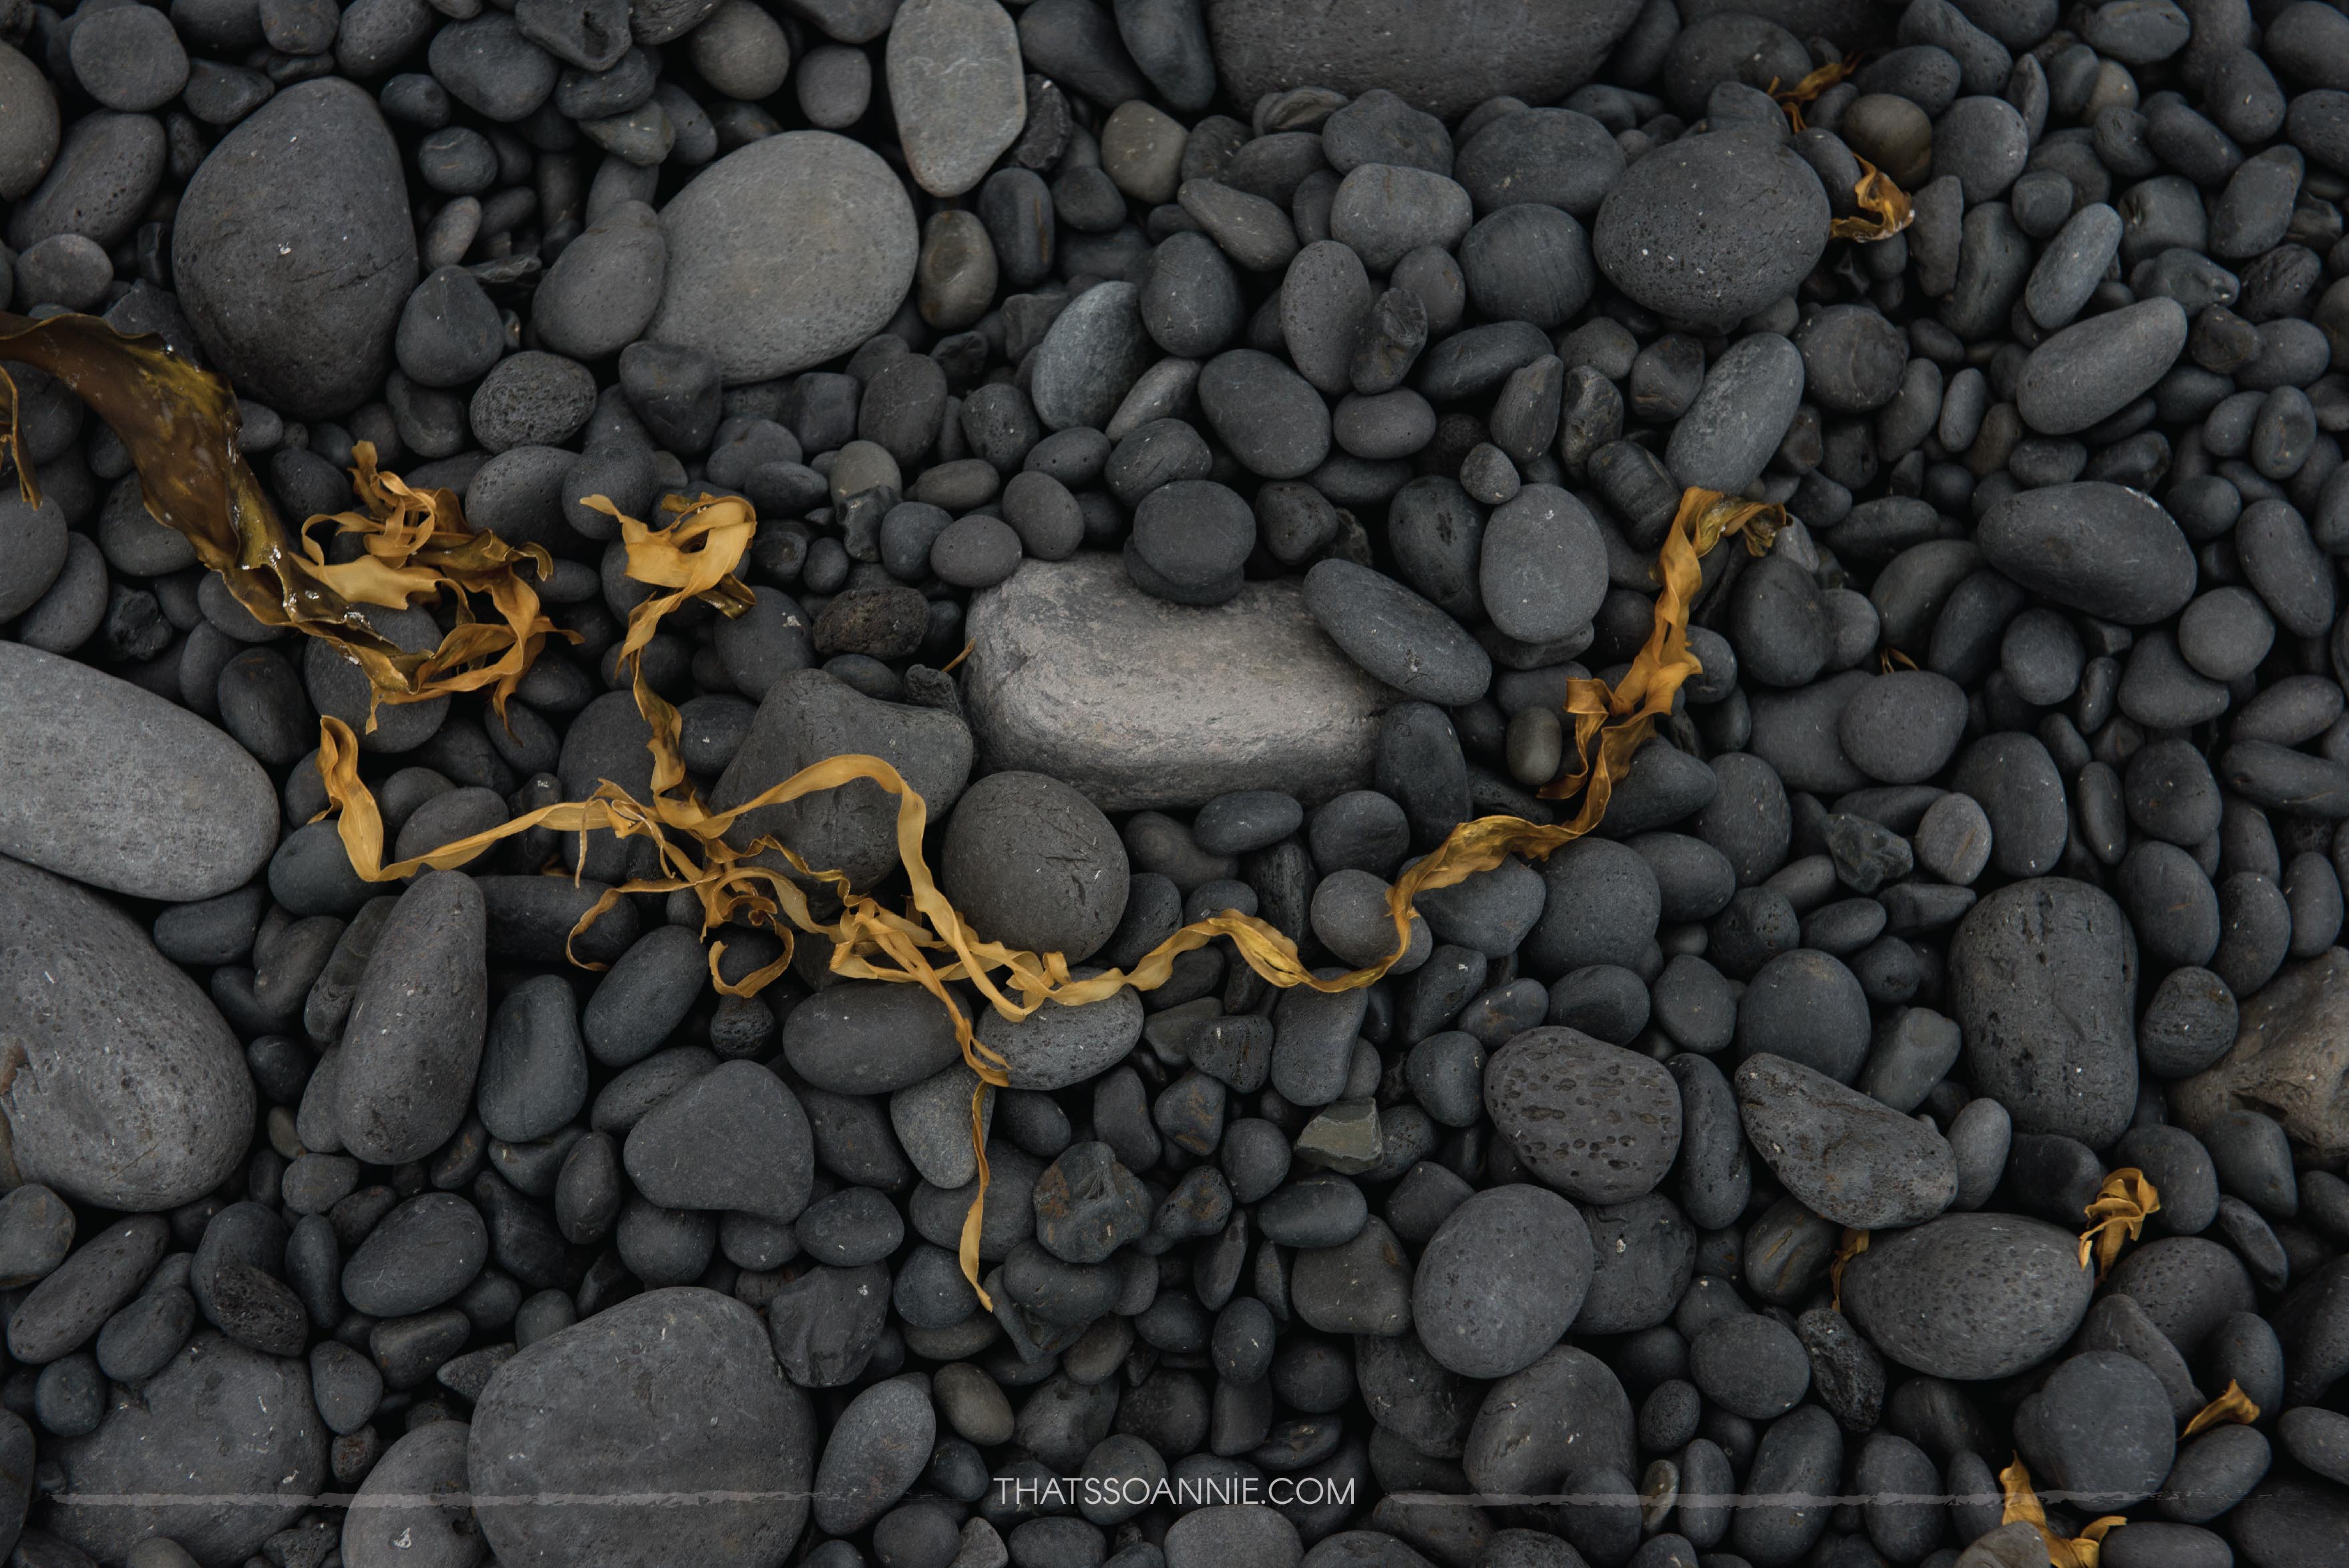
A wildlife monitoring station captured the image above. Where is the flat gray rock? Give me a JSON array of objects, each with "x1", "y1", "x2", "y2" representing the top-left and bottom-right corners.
[
  {"x1": 470, "y1": 1288, "x2": 814, "y2": 1568},
  {"x1": 1976, "y1": 482, "x2": 2198, "y2": 626},
  {"x1": 1735, "y1": 1053, "x2": 1958, "y2": 1229},
  {"x1": 647, "y1": 131, "x2": 916, "y2": 383},
  {"x1": 172, "y1": 79, "x2": 416, "y2": 416},
  {"x1": 51, "y1": 1333, "x2": 326, "y2": 1566},
  {"x1": 2014, "y1": 297, "x2": 2189, "y2": 435},
  {"x1": 962, "y1": 554, "x2": 1398, "y2": 811},
  {"x1": 0, "y1": 642, "x2": 275, "y2": 902},
  {"x1": 0, "y1": 855, "x2": 251, "y2": 1211},
  {"x1": 886, "y1": 0, "x2": 1025, "y2": 196}
]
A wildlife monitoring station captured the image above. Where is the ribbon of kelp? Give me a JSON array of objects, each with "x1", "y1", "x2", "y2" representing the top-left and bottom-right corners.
[
  {"x1": 1767, "y1": 59, "x2": 1916, "y2": 241},
  {"x1": 0, "y1": 313, "x2": 562, "y2": 723},
  {"x1": 2078, "y1": 1168, "x2": 2159, "y2": 1281},
  {"x1": 2000, "y1": 1456, "x2": 2124, "y2": 1568},
  {"x1": 1541, "y1": 487, "x2": 1780, "y2": 803},
  {"x1": 1771, "y1": 59, "x2": 1856, "y2": 128},
  {"x1": 11, "y1": 313, "x2": 1787, "y2": 1304},
  {"x1": 311, "y1": 483, "x2": 1779, "y2": 1300}
]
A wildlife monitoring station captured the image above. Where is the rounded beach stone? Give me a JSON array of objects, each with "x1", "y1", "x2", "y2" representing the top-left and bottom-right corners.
[
  {"x1": 0, "y1": 643, "x2": 277, "y2": 902},
  {"x1": 172, "y1": 79, "x2": 417, "y2": 417},
  {"x1": 333, "y1": 871, "x2": 489, "y2": 1166},
  {"x1": 645, "y1": 132, "x2": 916, "y2": 383},
  {"x1": 1593, "y1": 126, "x2": 1829, "y2": 330},
  {"x1": 470, "y1": 1288, "x2": 814, "y2": 1567},
  {"x1": 0, "y1": 857, "x2": 251, "y2": 1211},
  {"x1": 940, "y1": 771, "x2": 1130, "y2": 960},
  {"x1": 1839, "y1": 1213, "x2": 2095, "y2": 1379},
  {"x1": 1483, "y1": 1027, "x2": 1682, "y2": 1203},
  {"x1": 1413, "y1": 1185, "x2": 1594, "y2": 1379},
  {"x1": 1950, "y1": 878, "x2": 2139, "y2": 1149}
]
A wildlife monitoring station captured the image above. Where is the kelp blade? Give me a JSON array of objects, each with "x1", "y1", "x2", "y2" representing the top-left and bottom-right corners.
[{"x1": 0, "y1": 313, "x2": 560, "y2": 715}]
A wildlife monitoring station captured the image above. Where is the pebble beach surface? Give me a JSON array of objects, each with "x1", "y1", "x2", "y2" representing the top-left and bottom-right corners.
[{"x1": 2, "y1": 3, "x2": 2349, "y2": 1568}]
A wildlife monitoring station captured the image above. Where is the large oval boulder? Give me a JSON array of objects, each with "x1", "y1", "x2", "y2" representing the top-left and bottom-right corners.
[
  {"x1": 1840, "y1": 1213, "x2": 2094, "y2": 1380},
  {"x1": 0, "y1": 643, "x2": 276, "y2": 902},
  {"x1": 1950, "y1": 878, "x2": 2139, "y2": 1149},
  {"x1": 469, "y1": 1288, "x2": 814, "y2": 1568},
  {"x1": 0, "y1": 855, "x2": 251, "y2": 1210},
  {"x1": 647, "y1": 131, "x2": 916, "y2": 384},
  {"x1": 1976, "y1": 483, "x2": 2198, "y2": 625},
  {"x1": 172, "y1": 78, "x2": 417, "y2": 416},
  {"x1": 1206, "y1": 0, "x2": 1643, "y2": 118},
  {"x1": 49, "y1": 1333, "x2": 327, "y2": 1565}
]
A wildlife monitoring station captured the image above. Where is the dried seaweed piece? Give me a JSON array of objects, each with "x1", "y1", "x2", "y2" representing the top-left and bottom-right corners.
[
  {"x1": 2078, "y1": 1167, "x2": 2161, "y2": 1281},
  {"x1": 1834, "y1": 159, "x2": 1917, "y2": 242},
  {"x1": 2000, "y1": 1454, "x2": 2125, "y2": 1568},
  {"x1": 1540, "y1": 486, "x2": 1782, "y2": 806},
  {"x1": 2181, "y1": 1379, "x2": 2262, "y2": 1438},
  {"x1": 0, "y1": 313, "x2": 564, "y2": 721},
  {"x1": 1830, "y1": 1227, "x2": 1870, "y2": 1313},
  {"x1": 315, "y1": 483, "x2": 1789, "y2": 1302},
  {"x1": 1771, "y1": 59, "x2": 1859, "y2": 129}
]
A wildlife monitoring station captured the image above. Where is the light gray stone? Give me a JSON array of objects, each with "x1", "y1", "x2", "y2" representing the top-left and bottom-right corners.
[
  {"x1": 0, "y1": 855, "x2": 252, "y2": 1211},
  {"x1": 887, "y1": 0, "x2": 1025, "y2": 197},
  {"x1": 962, "y1": 554, "x2": 1399, "y2": 811},
  {"x1": 647, "y1": 131, "x2": 916, "y2": 383},
  {"x1": 0, "y1": 643, "x2": 276, "y2": 902},
  {"x1": 172, "y1": 79, "x2": 417, "y2": 416}
]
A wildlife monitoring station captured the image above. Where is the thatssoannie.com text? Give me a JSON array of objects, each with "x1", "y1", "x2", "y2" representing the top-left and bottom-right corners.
[{"x1": 994, "y1": 1475, "x2": 1358, "y2": 1509}]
